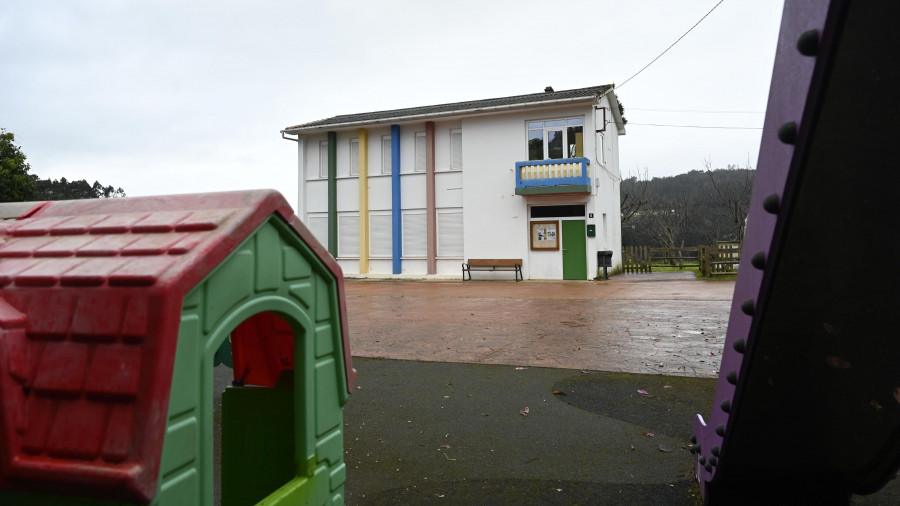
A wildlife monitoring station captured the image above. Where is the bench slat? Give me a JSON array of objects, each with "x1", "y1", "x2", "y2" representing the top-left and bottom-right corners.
[{"x1": 466, "y1": 259, "x2": 522, "y2": 267}]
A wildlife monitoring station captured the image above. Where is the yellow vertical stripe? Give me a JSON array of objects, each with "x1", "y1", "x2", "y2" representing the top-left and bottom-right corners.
[{"x1": 358, "y1": 128, "x2": 369, "y2": 274}]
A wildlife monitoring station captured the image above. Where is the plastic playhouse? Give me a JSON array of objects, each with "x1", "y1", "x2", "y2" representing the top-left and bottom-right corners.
[
  {"x1": 692, "y1": 0, "x2": 900, "y2": 503},
  {"x1": 0, "y1": 190, "x2": 355, "y2": 505}
]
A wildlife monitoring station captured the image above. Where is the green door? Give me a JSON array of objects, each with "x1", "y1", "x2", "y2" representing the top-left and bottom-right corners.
[{"x1": 562, "y1": 220, "x2": 587, "y2": 280}]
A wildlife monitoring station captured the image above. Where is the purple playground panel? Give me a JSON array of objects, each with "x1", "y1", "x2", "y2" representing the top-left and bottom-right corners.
[{"x1": 693, "y1": 0, "x2": 900, "y2": 504}]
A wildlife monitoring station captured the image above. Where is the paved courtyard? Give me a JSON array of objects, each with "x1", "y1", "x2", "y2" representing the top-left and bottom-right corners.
[{"x1": 344, "y1": 272, "x2": 734, "y2": 378}]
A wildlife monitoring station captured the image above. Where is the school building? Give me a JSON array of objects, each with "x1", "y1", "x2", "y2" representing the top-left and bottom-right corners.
[{"x1": 281, "y1": 84, "x2": 626, "y2": 280}]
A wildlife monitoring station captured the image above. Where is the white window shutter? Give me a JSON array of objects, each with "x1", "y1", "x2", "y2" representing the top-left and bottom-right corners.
[
  {"x1": 338, "y1": 214, "x2": 359, "y2": 257},
  {"x1": 403, "y1": 212, "x2": 427, "y2": 257},
  {"x1": 438, "y1": 211, "x2": 463, "y2": 257},
  {"x1": 307, "y1": 215, "x2": 329, "y2": 249},
  {"x1": 370, "y1": 214, "x2": 392, "y2": 257}
]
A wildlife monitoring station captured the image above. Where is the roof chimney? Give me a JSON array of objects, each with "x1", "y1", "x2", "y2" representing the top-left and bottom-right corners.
[{"x1": 544, "y1": 86, "x2": 554, "y2": 93}]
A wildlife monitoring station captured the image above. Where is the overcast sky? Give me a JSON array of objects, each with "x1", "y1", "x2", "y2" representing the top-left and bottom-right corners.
[{"x1": 1, "y1": 0, "x2": 784, "y2": 211}]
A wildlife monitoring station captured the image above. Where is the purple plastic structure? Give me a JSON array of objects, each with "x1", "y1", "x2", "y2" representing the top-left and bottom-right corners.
[{"x1": 693, "y1": 0, "x2": 900, "y2": 503}]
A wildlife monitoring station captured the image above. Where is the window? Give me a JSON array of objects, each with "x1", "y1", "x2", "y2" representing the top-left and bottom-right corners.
[
  {"x1": 415, "y1": 132, "x2": 426, "y2": 172},
  {"x1": 437, "y1": 210, "x2": 463, "y2": 257},
  {"x1": 527, "y1": 118, "x2": 583, "y2": 161},
  {"x1": 597, "y1": 133, "x2": 604, "y2": 163},
  {"x1": 450, "y1": 129, "x2": 462, "y2": 170},
  {"x1": 403, "y1": 212, "x2": 427, "y2": 257},
  {"x1": 306, "y1": 214, "x2": 328, "y2": 248},
  {"x1": 338, "y1": 214, "x2": 359, "y2": 257},
  {"x1": 318, "y1": 141, "x2": 328, "y2": 178},
  {"x1": 369, "y1": 213, "x2": 392, "y2": 257},
  {"x1": 530, "y1": 205, "x2": 586, "y2": 218},
  {"x1": 349, "y1": 138, "x2": 359, "y2": 176},
  {"x1": 381, "y1": 136, "x2": 392, "y2": 175}
]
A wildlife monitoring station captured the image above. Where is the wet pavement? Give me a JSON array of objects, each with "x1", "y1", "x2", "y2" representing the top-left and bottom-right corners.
[{"x1": 345, "y1": 272, "x2": 732, "y2": 378}]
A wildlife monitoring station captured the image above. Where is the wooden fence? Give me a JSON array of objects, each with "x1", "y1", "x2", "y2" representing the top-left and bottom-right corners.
[
  {"x1": 622, "y1": 245, "x2": 652, "y2": 273},
  {"x1": 623, "y1": 242, "x2": 741, "y2": 277},
  {"x1": 699, "y1": 242, "x2": 742, "y2": 277}
]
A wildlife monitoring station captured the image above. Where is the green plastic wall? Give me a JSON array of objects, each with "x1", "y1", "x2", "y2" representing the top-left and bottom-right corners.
[
  {"x1": 154, "y1": 217, "x2": 349, "y2": 505},
  {"x1": 0, "y1": 217, "x2": 349, "y2": 505}
]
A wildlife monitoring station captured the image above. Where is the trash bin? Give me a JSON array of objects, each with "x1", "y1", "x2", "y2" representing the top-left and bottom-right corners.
[{"x1": 597, "y1": 250, "x2": 613, "y2": 280}]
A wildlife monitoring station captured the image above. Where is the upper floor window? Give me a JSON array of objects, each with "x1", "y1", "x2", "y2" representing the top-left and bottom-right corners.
[
  {"x1": 318, "y1": 141, "x2": 329, "y2": 178},
  {"x1": 415, "y1": 132, "x2": 426, "y2": 172},
  {"x1": 349, "y1": 138, "x2": 359, "y2": 176},
  {"x1": 450, "y1": 129, "x2": 462, "y2": 170},
  {"x1": 527, "y1": 118, "x2": 583, "y2": 161},
  {"x1": 381, "y1": 135, "x2": 392, "y2": 175}
]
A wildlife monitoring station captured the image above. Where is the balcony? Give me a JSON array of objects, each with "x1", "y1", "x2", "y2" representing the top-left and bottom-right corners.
[{"x1": 514, "y1": 157, "x2": 591, "y2": 195}]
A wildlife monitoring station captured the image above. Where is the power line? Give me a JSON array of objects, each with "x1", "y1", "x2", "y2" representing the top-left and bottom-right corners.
[
  {"x1": 628, "y1": 122, "x2": 762, "y2": 130},
  {"x1": 617, "y1": 0, "x2": 726, "y2": 90},
  {"x1": 629, "y1": 107, "x2": 764, "y2": 114}
]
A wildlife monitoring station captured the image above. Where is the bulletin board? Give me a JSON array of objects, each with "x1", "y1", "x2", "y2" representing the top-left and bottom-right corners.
[{"x1": 530, "y1": 220, "x2": 559, "y2": 250}]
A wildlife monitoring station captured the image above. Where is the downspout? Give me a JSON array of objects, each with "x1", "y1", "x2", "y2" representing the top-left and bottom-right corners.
[
  {"x1": 327, "y1": 131, "x2": 337, "y2": 257},
  {"x1": 359, "y1": 128, "x2": 369, "y2": 274},
  {"x1": 425, "y1": 121, "x2": 436, "y2": 275},
  {"x1": 281, "y1": 130, "x2": 305, "y2": 220},
  {"x1": 391, "y1": 125, "x2": 402, "y2": 274}
]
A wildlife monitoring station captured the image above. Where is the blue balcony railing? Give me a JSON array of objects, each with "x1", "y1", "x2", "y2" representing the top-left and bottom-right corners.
[{"x1": 515, "y1": 157, "x2": 591, "y2": 189}]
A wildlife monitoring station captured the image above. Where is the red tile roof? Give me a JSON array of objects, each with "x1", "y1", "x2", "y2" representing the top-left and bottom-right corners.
[{"x1": 0, "y1": 190, "x2": 352, "y2": 502}]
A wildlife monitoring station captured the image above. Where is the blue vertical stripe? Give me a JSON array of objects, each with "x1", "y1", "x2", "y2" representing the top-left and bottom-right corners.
[{"x1": 391, "y1": 125, "x2": 401, "y2": 274}]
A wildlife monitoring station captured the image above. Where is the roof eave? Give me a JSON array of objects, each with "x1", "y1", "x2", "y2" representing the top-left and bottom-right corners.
[{"x1": 283, "y1": 94, "x2": 604, "y2": 134}]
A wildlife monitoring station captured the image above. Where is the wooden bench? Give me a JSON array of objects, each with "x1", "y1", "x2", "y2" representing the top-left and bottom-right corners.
[{"x1": 462, "y1": 259, "x2": 523, "y2": 282}]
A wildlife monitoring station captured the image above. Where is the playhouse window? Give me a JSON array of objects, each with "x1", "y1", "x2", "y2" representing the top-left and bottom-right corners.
[{"x1": 527, "y1": 117, "x2": 584, "y2": 160}]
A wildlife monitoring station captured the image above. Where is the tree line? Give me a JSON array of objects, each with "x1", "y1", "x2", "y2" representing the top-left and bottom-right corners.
[
  {"x1": 620, "y1": 163, "x2": 754, "y2": 248},
  {"x1": 1, "y1": 128, "x2": 125, "y2": 203}
]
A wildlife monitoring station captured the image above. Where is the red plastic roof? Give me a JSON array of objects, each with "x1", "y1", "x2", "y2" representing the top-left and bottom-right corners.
[{"x1": 0, "y1": 190, "x2": 354, "y2": 502}]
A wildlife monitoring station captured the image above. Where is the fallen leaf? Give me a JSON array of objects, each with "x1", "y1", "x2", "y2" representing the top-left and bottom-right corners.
[
  {"x1": 440, "y1": 444, "x2": 451, "y2": 449},
  {"x1": 637, "y1": 389, "x2": 649, "y2": 395},
  {"x1": 663, "y1": 385, "x2": 672, "y2": 389},
  {"x1": 642, "y1": 431, "x2": 655, "y2": 438},
  {"x1": 710, "y1": 352, "x2": 716, "y2": 356},
  {"x1": 658, "y1": 445, "x2": 674, "y2": 453},
  {"x1": 630, "y1": 445, "x2": 636, "y2": 451},
  {"x1": 520, "y1": 407, "x2": 530, "y2": 416},
  {"x1": 552, "y1": 390, "x2": 567, "y2": 395}
]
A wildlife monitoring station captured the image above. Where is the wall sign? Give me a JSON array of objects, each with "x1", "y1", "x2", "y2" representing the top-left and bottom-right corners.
[{"x1": 530, "y1": 220, "x2": 559, "y2": 250}]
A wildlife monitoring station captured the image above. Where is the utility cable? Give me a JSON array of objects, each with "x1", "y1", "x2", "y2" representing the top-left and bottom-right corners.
[
  {"x1": 617, "y1": 0, "x2": 726, "y2": 90},
  {"x1": 627, "y1": 122, "x2": 762, "y2": 130}
]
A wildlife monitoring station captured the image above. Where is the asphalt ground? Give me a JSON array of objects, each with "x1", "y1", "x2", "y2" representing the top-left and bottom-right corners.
[{"x1": 212, "y1": 272, "x2": 898, "y2": 504}]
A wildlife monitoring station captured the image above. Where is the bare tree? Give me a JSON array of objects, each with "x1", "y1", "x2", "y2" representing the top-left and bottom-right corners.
[
  {"x1": 644, "y1": 192, "x2": 696, "y2": 250},
  {"x1": 704, "y1": 160, "x2": 754, "y2": 242},
  {"x1": 620, "y1": 167, "x2": 651, "y2": 225}
]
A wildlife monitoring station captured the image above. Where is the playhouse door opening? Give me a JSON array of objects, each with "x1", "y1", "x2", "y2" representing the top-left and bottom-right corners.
[{"x1": 215, "y1": 311, "x2": 299, "y2": 506}]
